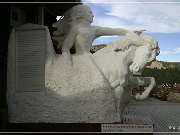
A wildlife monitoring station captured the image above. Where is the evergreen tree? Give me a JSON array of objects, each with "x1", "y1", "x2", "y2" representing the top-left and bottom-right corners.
[{"x1": 142, "y1": 67, "x2": 180, "y2": 85}]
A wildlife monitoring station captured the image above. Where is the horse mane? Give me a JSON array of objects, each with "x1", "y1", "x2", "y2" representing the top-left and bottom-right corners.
[{"x1": 95, "y1": 34, "x2": 159, "y2": 56}]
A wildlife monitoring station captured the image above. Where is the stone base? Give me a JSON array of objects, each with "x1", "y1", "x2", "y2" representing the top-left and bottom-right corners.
[{"x1": 7, "y1": 55, "x2": 117, "y2": 123}]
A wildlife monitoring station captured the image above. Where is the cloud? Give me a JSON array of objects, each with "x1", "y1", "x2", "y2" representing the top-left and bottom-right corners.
[
  {"x1": 84, "y1": 0, "x2": 180, "y2": 33},
  {"x1": 92, "y1": 17, "x2": 127, "y2": 28},
  {"x1": 161, "y1": 48, "x2": 180, "y2": 55},
  {"x1": 93, "y1": 35, "x2": 121, "y2": 45}
]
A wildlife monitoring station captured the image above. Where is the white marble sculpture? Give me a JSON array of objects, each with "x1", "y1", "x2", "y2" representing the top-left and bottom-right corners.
[
  {"x1": 93, "y1": 34, "x2": 159, "y2": 121},
  {"x1": 52, "y1": 4, "x2": 144, "y2": 67},
  {"x1": 7, "y1": 4, "x2": 160, "y2": 123},
  {"x1": 51, "y1": 4, "x2": 159, "y2": 122}
]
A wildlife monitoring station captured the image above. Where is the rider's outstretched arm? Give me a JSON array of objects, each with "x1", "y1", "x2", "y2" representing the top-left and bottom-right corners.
[{"x1": 93, "y1": 26, "x2": 144, "y2": 38}]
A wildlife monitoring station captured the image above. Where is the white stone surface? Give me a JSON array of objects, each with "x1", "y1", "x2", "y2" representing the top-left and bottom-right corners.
[
  {"x1": 7, "y1": 5, "x2": 160, "y2": 123},
  {"x1": 7, "y1": 24, "x2": 117, "y2": 123},
  {"x1": 92, "y1": 34, "x2": 159, "y2": 121},
  {"x1": 52, "y1": 4, "x2": 144, "y2": 67}
]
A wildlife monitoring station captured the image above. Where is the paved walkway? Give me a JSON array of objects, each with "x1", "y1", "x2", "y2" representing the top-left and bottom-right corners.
[{"x1": 127, "y1": 98, "x2": 180, "y2": 134}]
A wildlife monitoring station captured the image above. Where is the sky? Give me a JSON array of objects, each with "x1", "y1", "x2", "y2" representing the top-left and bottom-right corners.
[{"x1": 79, "y1": 0, "x2": 180, "y2": 62}]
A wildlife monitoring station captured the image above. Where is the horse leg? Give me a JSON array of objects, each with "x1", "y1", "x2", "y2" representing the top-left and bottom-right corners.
[
  {"x1": 114, "y1": 85, "x2": 124, "y2": 122},
  {"x1": 135, "y1": 77, "x2": 156, "y2": 100},
  {"x1": 129, "y1": 76, "x2": 156, "y2": 100},
  {"x1": 123, "y1": 85, "x2": 132, "y2": 115}
]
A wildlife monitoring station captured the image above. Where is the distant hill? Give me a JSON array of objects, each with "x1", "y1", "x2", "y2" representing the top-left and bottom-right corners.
[
  {"x1": 160, "y1": 61, "x2": 180, "y2": 70},
  {"x1": 148, "y1": 61, "x2": 180, "y2": 70},
  {"x1": 143, "y1": 61, "x2": 180, "y2": 85},
  {"x1": 147, "y1": 60, "x2": 166, "y2": 69},
  {"x1": 91, "y1": 44, "x2": 107, "y2": 53}
]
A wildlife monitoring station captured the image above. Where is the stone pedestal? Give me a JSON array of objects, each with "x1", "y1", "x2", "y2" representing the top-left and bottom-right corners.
[{"x1": 7, "y1": 24, "x2": 117, "y2": 123}]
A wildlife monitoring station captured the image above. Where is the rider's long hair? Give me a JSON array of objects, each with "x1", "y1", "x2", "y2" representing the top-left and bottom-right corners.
[{"x1": 52, "y1": 4, "x2": 90, "y2": 51}]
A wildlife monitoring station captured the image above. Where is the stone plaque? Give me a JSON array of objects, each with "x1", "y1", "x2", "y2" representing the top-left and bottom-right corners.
[{"x1": 15, "y1": 29, "x2": 45, "y2": 92}]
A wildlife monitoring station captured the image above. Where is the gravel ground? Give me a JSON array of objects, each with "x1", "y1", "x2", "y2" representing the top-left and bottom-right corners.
[{"x1": 126, "y1": 97, "x2": 180, "y2": 134}]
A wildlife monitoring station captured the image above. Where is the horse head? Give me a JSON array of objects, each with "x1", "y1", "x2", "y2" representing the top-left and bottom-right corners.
[{"x1": 129, "y1": 35, "x2": 160, "y2": 75}]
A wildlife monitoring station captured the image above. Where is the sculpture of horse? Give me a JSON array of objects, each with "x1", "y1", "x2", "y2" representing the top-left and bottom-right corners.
[{"x1": 92, "y1": 34, "x2": 160, "y2": 122}]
